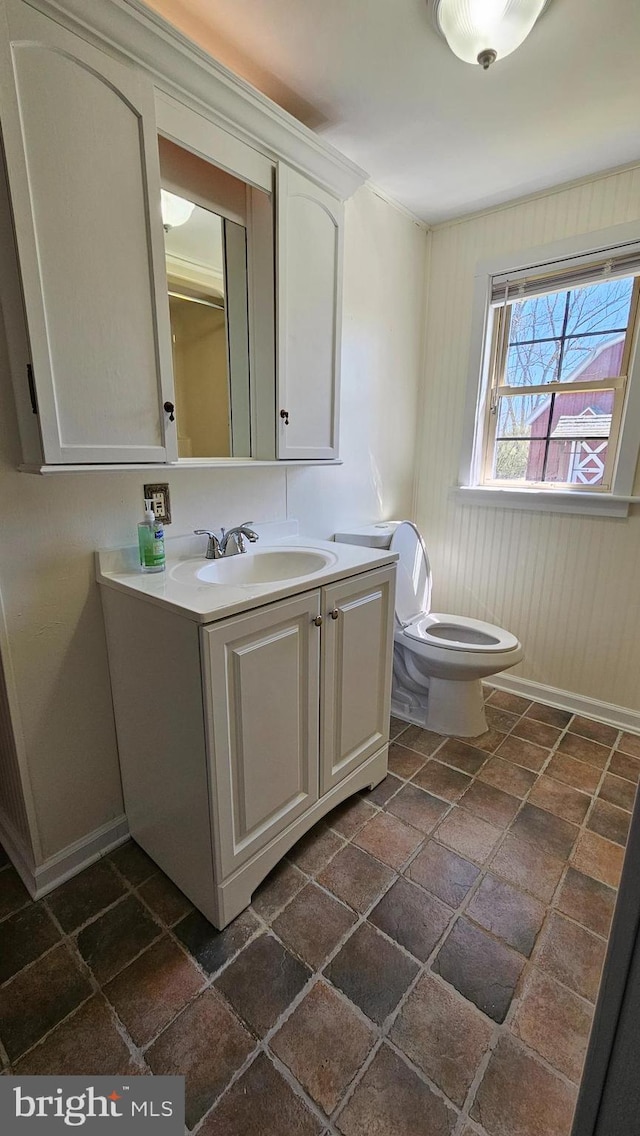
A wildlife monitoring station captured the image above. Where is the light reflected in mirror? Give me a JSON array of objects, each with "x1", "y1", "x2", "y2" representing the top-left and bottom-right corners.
[
  {"x1": 159, "y1": 154, "x2": 252, "y2": 458},
  {"x1": 163, "y1": 198, "x2": 235, "y2": 457}
]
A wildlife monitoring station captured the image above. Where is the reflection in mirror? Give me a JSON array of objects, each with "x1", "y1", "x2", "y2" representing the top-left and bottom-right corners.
[
  {"x1": 163, "y1": 200, "x2": 230, "y2": 456},
  {"x1": 158, "y1": 137, "x2": 252, "y2": 459}
]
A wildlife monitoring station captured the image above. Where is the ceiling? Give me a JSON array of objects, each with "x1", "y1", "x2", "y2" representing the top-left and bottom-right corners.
[
  {"x1": 164, "y1": 201, "x2": 224, "y2": 296},
  {"x1": 144, "y1": 0, "x2": 640, "y2": 224},
  {"x1": 164, "y1": 202, "x2": 223, "y2": 276}
]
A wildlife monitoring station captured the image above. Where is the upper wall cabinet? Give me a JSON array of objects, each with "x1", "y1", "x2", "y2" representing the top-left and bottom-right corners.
[
  {"x1": 0, "y1": 0, "x2": 365, "y2": 470},
  {"x1": 277, "y1": 165, "x2": 343, "y2": 460},
  {"x1": 0, "y1": 0, "x2": 176, "y2": 464}
]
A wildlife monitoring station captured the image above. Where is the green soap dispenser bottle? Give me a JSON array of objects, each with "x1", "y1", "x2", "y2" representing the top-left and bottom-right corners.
[{"x1": 138, "y1": 499, "x2": 165, "y2": 573}]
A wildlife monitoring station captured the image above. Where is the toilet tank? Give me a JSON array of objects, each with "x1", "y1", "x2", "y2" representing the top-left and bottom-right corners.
[{"x1": 333, "y1": 522, "x2": 399, "y2": 548}]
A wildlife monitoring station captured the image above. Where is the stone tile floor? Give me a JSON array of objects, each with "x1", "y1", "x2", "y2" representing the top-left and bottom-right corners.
[{"x1": 1, "y1": 688, "x2": 638, "y2": 1135}]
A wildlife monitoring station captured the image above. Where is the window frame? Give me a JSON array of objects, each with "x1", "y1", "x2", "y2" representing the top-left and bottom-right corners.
[
  {"x1": 457, "y1": 222, "x2": 640, "y2": 517},
  {"x1": 482, "y1": 282, "x2": 639, "y2": 493}
]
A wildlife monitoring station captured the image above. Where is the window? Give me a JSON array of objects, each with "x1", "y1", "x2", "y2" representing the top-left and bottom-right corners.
[
  {"x1": 460, "y1": 229, "x2": 640, "y2": 514},
  {"x1": 484, "y1": 268, "x2": 639, "y2": 491}
]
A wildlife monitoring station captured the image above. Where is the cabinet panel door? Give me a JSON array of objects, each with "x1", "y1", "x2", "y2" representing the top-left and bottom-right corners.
[
  {"x1": 202, "y1": 593, "x2": 320, "y2": 877},
  {"x1": 0, "y1": 0, "x2": 176, "y2": 463},
  {"x1": 321, "y1": 567, "x2": 395, "y2": 794},
  {"x1": 277, "y1": 163, "x2": 343, "y2": 460}
]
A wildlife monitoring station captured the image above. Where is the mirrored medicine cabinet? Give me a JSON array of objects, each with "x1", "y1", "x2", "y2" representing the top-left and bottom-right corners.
[{"x1": 158, "y1": 136, "x2": 266, "y2": 461}]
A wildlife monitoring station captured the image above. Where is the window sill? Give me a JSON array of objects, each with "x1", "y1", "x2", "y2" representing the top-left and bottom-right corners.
[{"x1": 451, "y1": 486, "x2": 640, "y2": 518}]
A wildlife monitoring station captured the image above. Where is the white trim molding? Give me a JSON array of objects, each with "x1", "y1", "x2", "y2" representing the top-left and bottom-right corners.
[
  {"x1": 486, "y1": 675, "x2": 640, "y2": 735},
  {"x1": 0, "y1": 811, "x2": 130, "y2": 899},
  {"x1": 31, "y1": 816, "x2": 130, "y2": 899},
  {"x1": 366, "y1": 181, "x2": 430, "y2": 231},
  {"x1": 24, "y1": 0, "x2": 367, "y2": 202},
  {"x1": 451, "y1": 486, "x2": 640, "y2": 518}
]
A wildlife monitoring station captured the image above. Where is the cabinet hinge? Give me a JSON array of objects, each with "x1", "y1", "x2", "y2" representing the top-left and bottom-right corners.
[{"x1": 26, "y1": 363, "x2": 38, "y2": 414}]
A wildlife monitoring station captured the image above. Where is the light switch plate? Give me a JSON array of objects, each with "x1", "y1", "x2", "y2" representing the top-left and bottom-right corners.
[{"x1": 143, "y1": 483, "x2": 171, "y2": 524}]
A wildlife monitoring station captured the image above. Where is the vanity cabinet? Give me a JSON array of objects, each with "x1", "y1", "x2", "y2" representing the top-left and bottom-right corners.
[
  {"x1": 202, "y1": 592, "x2": 321, "y2": 878},
  {"x1": 321, "y1": 568, "x2": 394, "y2": 793},
  {"x1": 0, "y1": 0, "x2": 362, "y2": 470},
  {"x1": 100, "y1": 562, "x2": 395, "y2": 928}
]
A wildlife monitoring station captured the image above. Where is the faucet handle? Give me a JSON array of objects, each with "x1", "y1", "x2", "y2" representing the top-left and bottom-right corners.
[{"x1": 194, "y1": 529, "x2": 223, "y2": 560}]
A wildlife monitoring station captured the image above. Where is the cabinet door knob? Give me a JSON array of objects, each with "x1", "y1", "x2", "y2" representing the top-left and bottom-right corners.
[
  {"x1": 164, "y1": 401, "x2": 175, "y2": 422},
  {"x1": 280, "y1": 409, "x2": 290, "y2": 425},
  {"x1": 312, "y1": 615, "x2": 323, "y2": 627},
  {"x1": 330, "y1": 608, "x2": 340, "y2": 620}
]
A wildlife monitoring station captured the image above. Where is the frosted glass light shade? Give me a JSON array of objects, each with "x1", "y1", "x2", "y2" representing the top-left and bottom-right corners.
[
  {"x1": 161, "y1": 190, "x2": 195, "y2": 230},
  {"x1": 433, "y1": 0, "x2": 549, "y2": 67}
]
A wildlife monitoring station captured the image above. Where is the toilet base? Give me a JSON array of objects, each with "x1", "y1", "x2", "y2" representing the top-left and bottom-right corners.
[
  {"x1": 426, "y1": 677, "x2": 487, "y2": 737},
  {"x1": 390, "y1": 694, "x2": 429, "y2": 729}
]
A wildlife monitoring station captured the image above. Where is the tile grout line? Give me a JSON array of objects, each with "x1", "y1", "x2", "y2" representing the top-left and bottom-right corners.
[
  {"x1": 5, "y1": 859, "x2": 175, "y2": 1071},
  {"x1": 450, "y1": 719, "x2": 624, "y2": 1130},
  {"x1": 0, "y1": 703, "x2": 636, "y2": 1127},
  {"x1": 0, "y1": 760, "x2": 608, "y2": 1084},
  {"x1": 191, "y1": 794, "x2": 485, "y2": 1134},
  {"x1": 180, "y1": 815, "x2": 417, "y2": 1133},
  {"x1": 129, "y1": 720, "x2": 624, "y2": 1135},
  {"x1": 277, "y1": 707, "x2": 620, "y2": 1077},
  {"x1": 386, "y1": 706, "x2": 620, "y2": 1126}
]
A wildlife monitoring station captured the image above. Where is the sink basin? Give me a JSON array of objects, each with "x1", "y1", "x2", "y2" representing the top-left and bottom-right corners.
[
  {"x1": 171, "y1": 546, "x2": 337, "y2": 587},
  {"x1": 197, "y1": 548, "x2": 336, "y2": 585}
]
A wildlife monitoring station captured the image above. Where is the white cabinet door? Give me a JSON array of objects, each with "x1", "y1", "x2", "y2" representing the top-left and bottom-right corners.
[
  {"x1": 201, "y1": 592, "x2": 321, "y2": 877},
  {"x1": 276, "y1": 163, "x2": 343, "y2": 459},
  {"x1": 321, "y1": 567, "x2": 395, "y2": 795},
  {"x1": 0, "y1": 0, "x2": 176, "y2": 464}
]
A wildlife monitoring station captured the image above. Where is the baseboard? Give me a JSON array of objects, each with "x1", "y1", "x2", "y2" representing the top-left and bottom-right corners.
[
  {"x1": 5, "y1": 679, "x2": 636, "y2": 900},
  {"x1": 0, "y1": 812, "x2": 130, "y2": 899},
  {"x1": 486, "y1": 675, "x2": 640, "y2": 735},
  {"x1": 32, "y1": 815, "x2": 130, "y2": 899}
]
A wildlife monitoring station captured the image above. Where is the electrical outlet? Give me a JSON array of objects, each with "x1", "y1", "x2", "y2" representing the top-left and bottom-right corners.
[{"x1": 143, "y1": 483, "x2": 171, "y2": 525}]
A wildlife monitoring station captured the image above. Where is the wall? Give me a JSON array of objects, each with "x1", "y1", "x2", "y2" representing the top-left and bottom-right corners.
[
  {"x1": 0, "y1": 591, "x2": 33, "y2": 859},
  {"x1": 289, "y1": 187, "x2": 427, "y2": 536},
  {"x1": 0, "y1": 184, "x2": 426, "y2": 867},
  {"x1": 416, "y1": 164, "x2": 640, "y2": 712}
]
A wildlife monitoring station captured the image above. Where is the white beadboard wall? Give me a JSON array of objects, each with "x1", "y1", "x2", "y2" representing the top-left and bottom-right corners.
[
  {"x1": 416, "y1": 164, "x2": 640, "y2": 712},
  {"x1": 0, "y1": 184, "x2": 426, "y2": 868}
]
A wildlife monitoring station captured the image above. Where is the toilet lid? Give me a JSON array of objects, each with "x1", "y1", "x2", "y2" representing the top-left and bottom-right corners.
[{"x1": 389, "y1": 521, "x2": 432, "y2": 626}]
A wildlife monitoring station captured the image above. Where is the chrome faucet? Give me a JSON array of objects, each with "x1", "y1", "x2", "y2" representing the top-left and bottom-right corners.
[
  {"x1": 194, "y1": 522, "x2": 259, "y2": 559},
  {"x1": 220, "y1": 522, "x2": 259, "y2": 556}
]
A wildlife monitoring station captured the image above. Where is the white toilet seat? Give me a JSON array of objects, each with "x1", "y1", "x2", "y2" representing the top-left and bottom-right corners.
[{"x1": 404, "y1": 612, "x2": 519, "y2": 653}]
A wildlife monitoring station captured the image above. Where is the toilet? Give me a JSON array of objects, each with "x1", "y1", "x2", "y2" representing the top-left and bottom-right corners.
[{"x1": 334, "y1": 521, "x2": 523, "y2": 737}]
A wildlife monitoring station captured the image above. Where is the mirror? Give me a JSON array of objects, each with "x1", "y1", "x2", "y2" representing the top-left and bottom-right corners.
[{"x1": 158, "y1": 138, "x2": 253, "y2": 458}]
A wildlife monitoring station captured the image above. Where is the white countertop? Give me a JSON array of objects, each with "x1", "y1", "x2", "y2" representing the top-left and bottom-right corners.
[{"x1": 96, "y1": 522, "x2": 397, "y2": 624}]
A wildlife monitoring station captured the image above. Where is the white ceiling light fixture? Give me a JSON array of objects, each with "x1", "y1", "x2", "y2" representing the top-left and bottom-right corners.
[
  {"x1": 431, "y1": 0, "x2": 551, "y2": 69},
  {"x1": 161, "y1": 190, "x2": 195, "y2": 231}
]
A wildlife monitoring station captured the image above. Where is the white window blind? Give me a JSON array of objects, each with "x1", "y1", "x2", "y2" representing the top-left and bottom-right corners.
[{"x1": 491, "y1": 244, "x2": 640, "y2": 305}]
